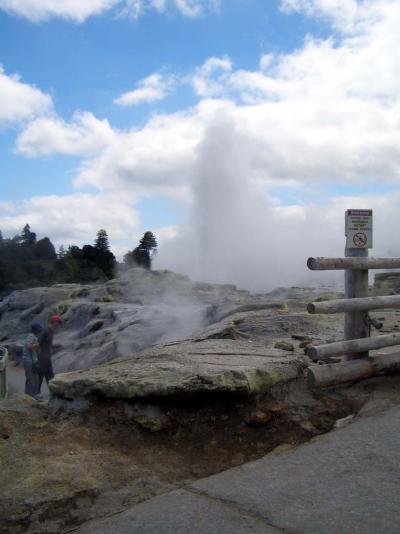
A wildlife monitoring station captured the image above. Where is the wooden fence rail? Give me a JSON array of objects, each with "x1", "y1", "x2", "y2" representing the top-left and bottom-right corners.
[
  {"x1": 307, "y1": 333, "x2": 400, "y2": 361},
  {"x1": 307, "y1": 257, "x2": 400, "y2": 271},
  {"x1": 307, "y1": 352, "x2": 400, "y2": 388},
  {"x1": 307, "y1": 295, "x2": 400, "y2": 314}
]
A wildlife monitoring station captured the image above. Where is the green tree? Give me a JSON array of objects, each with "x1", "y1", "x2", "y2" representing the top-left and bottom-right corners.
[
  {"x1": 55, "y1": 245, "x2": 107, "y2": 284},
  {"x1": 93, "y1": 229, "x2": 116, "y2": 278},
  {"x1": 124, "y1": 231, "x2": 158, "y2": 270},
  {"x1": 94, "y1": 229, "x2": 110, "y2": 253},
  {"x1": 139, "y1": 231, "x2": 158, "y2": 252},
  {"x1": 0, "y1": 226, "x2": 60, "y2": 293},
  {"x1": 20, "y1": 224, "x2": 37, "y2": 246},
  {"x1": 33, "y1": 237, "x2": 57, "y2": 261},
  {"x1": 57, "y1": 245, "x2": 66, "y2": 259}
]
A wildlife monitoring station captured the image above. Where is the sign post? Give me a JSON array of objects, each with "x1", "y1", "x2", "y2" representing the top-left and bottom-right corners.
[
  {"x1": 344, "y1": 209, "x2": 373, "y2": 360},
  {"x1": 345, "y1": 209, "x2": 373, "y2": 250}
]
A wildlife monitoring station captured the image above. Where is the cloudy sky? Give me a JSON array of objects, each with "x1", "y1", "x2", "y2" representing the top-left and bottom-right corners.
[{"x1": 1, "y1": 0, "x2": 400, "y2": 290}]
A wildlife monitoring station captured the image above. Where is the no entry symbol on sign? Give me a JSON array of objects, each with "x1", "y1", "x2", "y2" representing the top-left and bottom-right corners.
[{"x1": 353, "y1": 232, "x2": 368, "y2": 247}]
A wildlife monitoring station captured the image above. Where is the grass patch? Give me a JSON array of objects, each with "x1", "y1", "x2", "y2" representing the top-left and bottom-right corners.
[
  {"x1": 51, "y1": 298, "x2": 74, "y2": 315},
  {"x1": 95, "y1": 294, "x2": 114, "y2": 303}
]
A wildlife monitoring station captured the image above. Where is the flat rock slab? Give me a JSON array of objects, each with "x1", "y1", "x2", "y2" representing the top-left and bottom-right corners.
[{"x1": 49, "y1": 340, "x2": 306, "y2": 400}]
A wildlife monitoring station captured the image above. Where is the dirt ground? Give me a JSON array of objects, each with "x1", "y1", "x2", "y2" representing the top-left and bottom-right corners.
[
  {"x1": 3, "y1": 368, "x2": 396, "y2": 534},
  {"x1": 3, "y1": 306, "x2": 400, "y2": 533}
]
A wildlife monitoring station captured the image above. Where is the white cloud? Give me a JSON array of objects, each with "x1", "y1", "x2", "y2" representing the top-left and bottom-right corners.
[
  {"x1": 0, "y1": 0, "x2": 219, "y2": 21},
  {"x1": 0, "y1": 66, "x2": 52, "y2": 125},
  {"x1": 122, "y1": 0, "x2": 218, "y2": 18},
  {"x1": 152, "y1": 224, "x2": 179, "y2": 241},
  {"x1": 114, "y1": 56, "x2": 233, "y2": 108},
  {"x1": 281, "y1": 0, "x2": 360, "y2": 31},
  {"x1": 15, "y1": 6, "x2": 399, "y2": 184},
  {"x1": 0, "y1": 0, "x2": 119, "y2": 22},
  {"x1": 191, "y1": 56, "x2": 232, "y2": 97},
  {"x1": 280, "y1": 0, "x2": 397, "y2": 36},
  {"x1": 16, "y1": 111, "x2": 116, "y2": 157},
  {"x1": 6, "y1": 1, "x2": 400, "y2": 289},
  {"x1": 173, "y1": 0, "x2": 217, "y2": 17},
  {"x1": 0, "y1": 201, "x2": 13, "y2": 213},
  {"x1": 151, "y1": 0, "x2": 167, "y2": 11},
  {"x1": 74, "y1": 106, "x2": 208, "y2": 197},
  {"x1": 114, "y1": 73, "x2": 175, "y2": 106},
  {"x1": 119, "y1": 0, "x2": 144, "y2": 18},
  {"x1": 259, "y1": 54, "x2": 274, "y2": 71},
  {"x1": 0, "y1": 193, "x2": 140, "y2": 249}
]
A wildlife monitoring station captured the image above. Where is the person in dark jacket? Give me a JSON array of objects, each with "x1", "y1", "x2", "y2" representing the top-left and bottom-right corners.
[
  {"x1": 22, "y1": 323, "x2": 43, "y2": 397},
  {"x1": 37, "y1": 315, "x2": 61, "y2": 393}
]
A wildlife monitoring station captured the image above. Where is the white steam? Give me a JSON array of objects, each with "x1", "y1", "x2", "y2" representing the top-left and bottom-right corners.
[{"x1": 156, "y1": 116, "x2": 400, "y2": 292}]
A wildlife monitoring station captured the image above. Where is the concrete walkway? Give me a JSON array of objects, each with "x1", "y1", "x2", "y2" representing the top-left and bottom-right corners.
[{"x1": 75, "y1": 404, "x2": 400, "y2": 534}]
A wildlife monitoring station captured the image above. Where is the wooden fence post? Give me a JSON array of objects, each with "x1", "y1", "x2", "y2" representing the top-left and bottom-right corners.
[{"x1": 344, "y1": 247, "x2": 369, "y2": 360}]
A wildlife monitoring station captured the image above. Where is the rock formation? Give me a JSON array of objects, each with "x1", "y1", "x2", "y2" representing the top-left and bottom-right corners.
[
  {"x1": 0, "y1": 268, "x2": 250, "y2": 372},
  {"x1": 1, "y1": 268, "x2": 359, "y2": 533},
  {"x1": 0, "y1": 267, "x2": 339, "y2": 373}
]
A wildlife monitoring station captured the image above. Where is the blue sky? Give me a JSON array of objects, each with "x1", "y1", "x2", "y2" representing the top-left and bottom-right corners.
[
  {"x1": 0, "y1": 0, "x2": 329, "y2": 203},
  {"x1": 1, "y1": 0, "x2": 400, "y2": 289}
]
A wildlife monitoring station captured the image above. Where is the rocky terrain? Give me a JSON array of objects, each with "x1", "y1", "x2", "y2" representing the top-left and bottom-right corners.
[
  {"x1": 0, "y1": 268, "x2": 256, "y2": 371},
  {"x1": 0, "y1": 267, "x2": 344, "y2": 373},
  {"x1": 2, "y1": 268, "x2": 400, "y2": 533}
]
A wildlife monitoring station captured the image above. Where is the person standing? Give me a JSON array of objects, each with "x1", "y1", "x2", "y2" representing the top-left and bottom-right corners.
[
  {"x1": 22, "y1": 323, "x2": 43, "y2": 397},
  {"x1": 37, "y1": 315, "x2": 61, "y2": 393}
]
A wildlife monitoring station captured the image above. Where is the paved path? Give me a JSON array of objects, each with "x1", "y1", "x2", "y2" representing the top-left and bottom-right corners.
[{"x1": 75, "y1": 404, "x2": 400, "y2": 534}]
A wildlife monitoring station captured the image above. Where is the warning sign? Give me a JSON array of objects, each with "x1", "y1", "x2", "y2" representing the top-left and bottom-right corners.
[{"x1": 345, "y1": 209, "x2": 373, "y2": 249}]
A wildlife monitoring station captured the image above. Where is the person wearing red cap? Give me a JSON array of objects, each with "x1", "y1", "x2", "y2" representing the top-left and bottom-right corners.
[
  {"x1": 37, "y1": 315, "x2": 62, "y2": 394},
  {"x1": 22, "y1": 323, "x2": 43, "y2": 398}
]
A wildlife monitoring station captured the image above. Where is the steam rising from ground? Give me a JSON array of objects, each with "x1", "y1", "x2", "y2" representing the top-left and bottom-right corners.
[
  {"x1": 113, "y1": 266, "x2": 227, "y2": 348},
  {"x1": 155, "y1": 115, "x2": 400, "y2": 292},
  {"x1": 155, "y1": 118, "x2": 339, "y2": 291}
]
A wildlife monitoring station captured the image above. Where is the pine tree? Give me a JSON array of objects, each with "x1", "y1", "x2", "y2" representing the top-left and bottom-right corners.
[
  {"x1": 132, "y1": 246, "x2": 151, "y2": 269},
  {"x1": 93, "y1": 229, "x2": 115, "y2": 278},
  {"x1": 139, "y1": 231, "x2": 157, "y2": 252},
  {"x1": 33, "y1": 237, "x2": 57, "y2": 261},
  {"x1": 20, "y1": 224, "x2": 37, "y2": 246},
  {"x1": 94, "y1": 229, "x2": 110, "y2": 253},
  {"x1": 125, "y1": 231, "x2": 158, "y2": 270}
]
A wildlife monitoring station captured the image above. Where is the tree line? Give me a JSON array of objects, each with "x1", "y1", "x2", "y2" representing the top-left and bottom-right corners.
[{"x1": 0, "y1": 225, "x2": 158, "y2": 297}]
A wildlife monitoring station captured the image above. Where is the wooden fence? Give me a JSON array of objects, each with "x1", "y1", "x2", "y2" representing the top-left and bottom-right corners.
[{"x1": 306, "y1": 255, "x2": 400, "y2": 388}]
